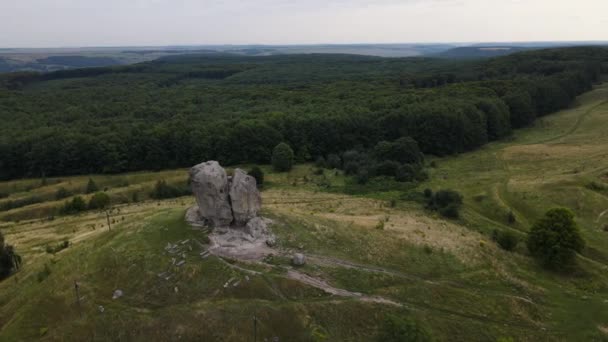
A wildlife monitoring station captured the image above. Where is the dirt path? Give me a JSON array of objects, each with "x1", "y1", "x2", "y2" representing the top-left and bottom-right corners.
[{"x1": 286, "y1": 270, "x2": 402, "y2": 306}]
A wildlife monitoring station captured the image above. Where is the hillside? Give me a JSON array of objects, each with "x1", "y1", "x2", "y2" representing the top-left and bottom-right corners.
[
  {"x1": 0, "y1": 82, "x2": 608, "y2": 340},
  {"x1": 437, "y1": 46, "x2": 532, "y2": 59}
]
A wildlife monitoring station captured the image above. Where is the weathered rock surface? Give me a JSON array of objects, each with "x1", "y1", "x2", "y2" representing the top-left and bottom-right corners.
[
  {"x1": 292, "y1": 253, "x2": 306, "y2": 266},
  {"x1": 230, "y1": 169, "x2": 262, "y2": 226},
  {"x1": 190, "y1": 161, "x2": 233, "y2": 227},
  {"x1": 245, "y1": 217, "x2": 269, "y2": 239}
]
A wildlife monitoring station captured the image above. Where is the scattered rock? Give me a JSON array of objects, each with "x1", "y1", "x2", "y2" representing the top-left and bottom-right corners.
[
  {"x1": 98, "y1": 305, "x2": 105, "y2": 313},
  {"x1": 245, "y1": 217, "x2": 269, "y2": 239},
  {"x1": 266, "y1": 236, "x2": 277, "y2": 247},
  {"x1": 176, "y1": 260, "x2": 186, "y2": 267},
  {"x1": 112, "y1": 289, "x2": 123, "y2": 300},
  {"x1": 292, "y1": 253, "x2": 306, "y2": 266}
]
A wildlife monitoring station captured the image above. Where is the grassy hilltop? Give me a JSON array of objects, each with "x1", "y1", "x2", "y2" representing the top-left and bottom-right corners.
[{"x1": 0, "y1": 83, "x2": 607, "y2": 341}]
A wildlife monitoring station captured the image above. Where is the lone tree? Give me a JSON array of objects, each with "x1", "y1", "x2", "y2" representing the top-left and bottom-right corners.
[
  {"x1": 527, "y1": 208, "x2": 585, "y2": 270},
  {"x1": 88, "y1": 192, "x2": 111, "y2": 210},
  {"x1": 271, "y1": 142, "x2": 294, "y2": 172},
  {"x1": 0, "y1": 231, "x2": 22, "y2": 280},
  {"x1": 85, "y1": 178, "x2": 99, "y2": 194}
]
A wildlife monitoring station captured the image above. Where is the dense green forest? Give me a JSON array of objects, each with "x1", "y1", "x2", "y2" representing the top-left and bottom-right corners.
[{"x1": 0, "y1": 47, "x2": 607, "y2": 180}]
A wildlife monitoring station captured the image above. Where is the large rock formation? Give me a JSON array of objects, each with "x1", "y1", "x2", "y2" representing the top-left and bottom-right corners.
[
  {"x1": 189, "y1": 161, "x2": 261, "y2": 227},
  {"x1": 230, "y1": 169, "x2": 262, "y2": 225},
  {"x1": 189, "y1": 161, "x2": 234, "y2": 227}
]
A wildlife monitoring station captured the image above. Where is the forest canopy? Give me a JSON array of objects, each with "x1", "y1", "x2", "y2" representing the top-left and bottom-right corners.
[{"x1": 0, "y1": 47, "x2": 606, "y2": 180}]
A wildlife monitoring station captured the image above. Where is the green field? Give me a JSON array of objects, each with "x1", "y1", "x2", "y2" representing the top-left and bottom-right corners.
[{"x1": 1, "y1": 84, "x2": 608, "y2": 341}]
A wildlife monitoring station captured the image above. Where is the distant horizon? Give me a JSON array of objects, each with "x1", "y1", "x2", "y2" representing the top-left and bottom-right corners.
[{"x1": 2, "y1": 40, "x2": 608, "y2": 50}]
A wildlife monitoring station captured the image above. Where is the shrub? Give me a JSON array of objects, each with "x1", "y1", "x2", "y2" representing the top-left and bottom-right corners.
[
  {"x1": 60, "y1": 196, "x2": 87, "y2": 215},
  {"x1": 507, "y1": 211, "x2": 517, "y2": 224},
  {"x1": 314, "y1": 156, "x2": 327, "y2": 168},
  {"x1": 45, "y1": 240, "x2": 70, "y2": 254},
  {"x1": 375, "y1": 160, "x2": 401, "y2": 177},
  {"x1": 0, "y1": 196, "x2": 44, "y2": 212},
  {"x1": 438, "y1": 204, "x2": 461, "y2": 219},
  {"x1": 427, "y1": 189, "x2": 463, "y2": 218},
  {"x1": 373, "y1": 137, "x2": 424, "y2": 165},
  {"x1": 395, "y1": 164, "x2": 416, "y2": 182},
  {"x1": 272, "y1": 142, "x2": 294, "y2": 172},
  {"x1": 55, "y1": 187, "x2": 73, "y2": 200},
  {"x1": 343, "y1": 161, "x2": 360, "y2": 175},
  {"x1": 378, "y1": 314, "x2": 432, "y2": 342},
  {"x1": 151, "y1": 180, "x2": 190, "y2": 199},
  {"x1": 85, "y1": 178, "x2": 99, "y2": 194},
  {"x1": 423, "y1": 188, "x2": 433, "y2": 198},
  {"x1": 492, "y1": 229, "x2": 519, "y2": 251},
  {"x1": 355, "y1": 168, "x2": 371, "y2": 185},
  {"x1": 248, "y1": 166, "x2": 264, "y2": 187},
  {"x1": 0, "y1": 231, "x2": 22, "y2": 280},
  {"x1": 527, "y1": 208, "x2": 585, "y2": 270},
  {"x1": 327, "y1": 154, "x2": 342, "y2": 169},
  {"x1": 88, "y1": 192, "x2": 111, "y2": 210}
]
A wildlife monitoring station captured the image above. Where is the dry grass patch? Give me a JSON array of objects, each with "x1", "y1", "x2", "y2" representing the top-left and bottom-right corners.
[{"x1": 264, "y1": 189, "x2": 489, "y2": 264}]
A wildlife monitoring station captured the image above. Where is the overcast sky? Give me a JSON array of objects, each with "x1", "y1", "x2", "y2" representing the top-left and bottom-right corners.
[{"x1": 1, "y1": 0, "x2": 607, "y2": 47}]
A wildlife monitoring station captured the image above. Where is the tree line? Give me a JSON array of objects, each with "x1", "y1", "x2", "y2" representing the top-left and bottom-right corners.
[{"x1": 0, "y1": 47, "x2": 606, "y2": 180}]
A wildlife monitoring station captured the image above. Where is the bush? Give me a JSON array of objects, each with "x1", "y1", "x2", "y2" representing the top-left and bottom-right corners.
[
  {"x1": 55, "y1": 187, "x2": 73, "y2": 200},
  {"x1": 378, "y1": 314, "x2": 432, "y2": 342},
  {"x1": 427, "y1": 189, "x2": 463, "y2": 218},
  {"x1": 527, "y1": 208, "x2": 585, "y2": 270},
  {"x1": 375, "y1": 160, "x2": 401, "y2": 177},
  {"x1": 395, "y1": 164, "x2": 417, "y2": 182},
  {"x1": 343, "y1": 161, "x2": 360, "y2": 175},
  {"x1": 507, "y1": 211, "x2": 517, "y2": 224},
  {"x1": 327, "y1": 154, "x2": 342, "y2": 169},
  {"x1": 88, "y1": 192, "x2": 111, "y2": 210},
  {"x1": 314, "y1": 156, "x2": 327, "y2": 168},
  {"x1": 373, "y1": 137, "x2": 424, "y2": 165},
  {"x1": 85, "y1": 178, "x2": 99, "y2": 194},
  {"x1": 272, "y1": 142, "x2": 295, "y2": 172},
  {"x1": 248, "y1": 166, "x2": 264, "y2": 187},
  {"x1": 423, "y1": 188, "x2": 433, "y2": 198},
  {"x1": 0, "y1": 231, "x2": 22, "y2": 280},
  {"x1": 355, "y1": 168, "x2": 371, "y2": 185},
  {"x1": 60, "y1": 196, "x2": 87, "y2": 215},
  {"x1": 492, "y1": 229, "x2": 519, "y2": 251},
  {"x1": 151, "y1": 180, "x2": 190, "y2": 199},
  {"x1": 45, "y1": 240, "x2": 70, "y2": 254}
]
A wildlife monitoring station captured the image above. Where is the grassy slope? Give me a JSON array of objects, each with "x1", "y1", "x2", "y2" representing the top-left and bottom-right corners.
[{"x1": 0, "y1": 84, "x2": 608, "y2": 341}]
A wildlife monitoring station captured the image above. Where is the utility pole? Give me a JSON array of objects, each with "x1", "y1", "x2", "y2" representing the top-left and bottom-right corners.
[
  {"x1": 253, "y1": 312, "x2": 257, "y2": 342},
  {"x1": 106, "y1": 210, "x2": 112, "y2": 231},
  {"x1": 74, "y1": 281, "x2": 82, "y2": 318}
]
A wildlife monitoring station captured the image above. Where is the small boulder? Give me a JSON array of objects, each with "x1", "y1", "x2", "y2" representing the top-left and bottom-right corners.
[
  {"x1": 292, "y1": 253, "x2": 306, "y2": 266},
  {"x1": 112, "y1": 289, "x2": 123, "y2": 300},
  {"x1": 266, "y1": 236, "x2": 277, "y2": 247}
]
